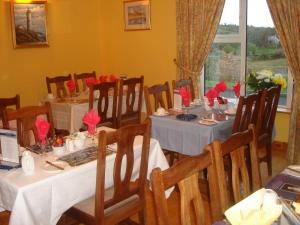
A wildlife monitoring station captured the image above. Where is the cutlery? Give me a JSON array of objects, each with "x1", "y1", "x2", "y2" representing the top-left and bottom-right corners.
[{"x1": 46, "y1": 161, "x2": 64, "y2": 170}]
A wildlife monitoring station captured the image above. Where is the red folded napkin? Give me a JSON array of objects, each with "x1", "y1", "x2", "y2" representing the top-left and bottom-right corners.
[
  {"x1": 67, "y1": 80, "x2": 76, "y2": 93},
  {"x1": 214, "y1": 80, "x2": 227, "y2": 94},
  {"x1": 205, "y1": 88, "x2": 218, "y2": 106},
  {"x1": 86, "y1": 78, "x2": 98, "y2": 87},
  {"x1": 179, "y1": 87, "x2": 191, "y2": 107},
  {"x1": 99, "y1": 75, "x2": 108, "y2": 83},
  {"x1": 35, "y1": 118, "x2": 50, "y2": 145},
  {"x1": 109, "y1": 74, "x2": 118, "y2": 82},
  {"x1": 233, "y1": 82, "x2": 241, "y2": 97},
  {"x1": 83, "y1": 109, "x2": 101, "y2": 135}
]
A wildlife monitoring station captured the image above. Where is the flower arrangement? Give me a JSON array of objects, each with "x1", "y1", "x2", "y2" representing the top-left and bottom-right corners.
[{"x1": 247, "y1": 70, "x2": 287, "y2": 92}]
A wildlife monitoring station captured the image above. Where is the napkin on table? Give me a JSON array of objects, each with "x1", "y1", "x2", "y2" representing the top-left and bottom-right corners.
[
  {"x1": 85, "y1": 78, "x2": 98, "y2": 87},
  {"x1": 233, "y1": 82, "x2": 241, "y2": 97},
  {"x1": 179, "y1": 87, "x2": 191, "y2": 107},
  {"x1": 66, "y1": 80, "x2": 76, "y2": 93},
  {"x1": 99, "y1": 75, "x2": 108, "y2": 83},
  {"x1": 108, "y1": 74, "x2": 118, "y2": 82},
  {"x1": 35, "y1": 118, "x2": 50, "y2": 145},
  {"x1": 205, "y1": 88, "x2": 218, "y2": 106},
  {"x1": 83, "y1": 109, "x2": 101, "y2": 135}
]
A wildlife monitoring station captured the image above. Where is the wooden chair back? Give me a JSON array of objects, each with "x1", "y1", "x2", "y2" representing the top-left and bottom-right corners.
[
  {"x1": 117, "y1": 76, "x2": 144, "y2": 128},
  {"x1": 232, "y1": 92, "x2": 261, "y2": 133},
  {"x1": 0, "y1": 95, "x2": 20, "y2": 126},
  {"x1": 89, "y1": 81, "x2": 118, "y2": 128},
  {"x1": 46, "y1": 74, "x2": 72, "y2": 98},
  {"x1": 256, "y1": 85, "x2": 281, "y2": 176},
  {"x1": 211, "y1": 124, "x2": 261, "y2": 213},
  {"x1": 256, "y1": 85, "x2": 281, "y2": 137},
  {"x1": 144, "y1": 81, "x2": 172, "y2": 116},
  {"x1": 3, "y1": 102, "x2": 55, "y2": 147},
  {"x1": 94, "y1": 119, "x2": 151, "y2": 225},
  {"x1": 73, "y1": 71, "x2": 96, "y2": 92},
  {"x1": 151, "y1": 150, "x2": 222, "y2": 225},
  {"x1": 172, "y1": 77, "x2": 195, "y2": 101}
]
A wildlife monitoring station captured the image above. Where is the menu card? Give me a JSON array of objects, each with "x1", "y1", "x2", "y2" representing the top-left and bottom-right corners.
[{"x1": 0, "y1": 129, "x2": 19, "y2": 164}]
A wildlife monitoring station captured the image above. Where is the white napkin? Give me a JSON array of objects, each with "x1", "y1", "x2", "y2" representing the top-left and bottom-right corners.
[
  {"x1": 282, "y1": 165, "x2": 300, "y2": 177},
  {"x1": 225, "y1": 188, "x2": 282, "y2": 225}
]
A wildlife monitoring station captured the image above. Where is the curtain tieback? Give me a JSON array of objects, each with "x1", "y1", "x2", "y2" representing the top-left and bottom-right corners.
[{"x1": 173, "y1": 59, "x2": 200, "y2": 75}]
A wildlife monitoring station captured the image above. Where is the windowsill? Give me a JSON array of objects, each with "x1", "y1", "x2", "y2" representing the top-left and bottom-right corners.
[{"x1": 277, "y1": 107, "x2": 291, "y2": 114}]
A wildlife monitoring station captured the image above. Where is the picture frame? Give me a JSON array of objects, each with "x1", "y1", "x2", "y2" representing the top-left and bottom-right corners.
[
  {"x1": 10, "y1": 0, "x2": 49, "y2": 48},
  {"x1": 123, "y1": 0, "x2": 151, "y2": 31}
]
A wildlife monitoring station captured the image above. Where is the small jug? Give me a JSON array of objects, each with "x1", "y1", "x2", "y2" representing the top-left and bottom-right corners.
[{"x1": 21, "y1": 151, "x2": 35, "y2": 176}]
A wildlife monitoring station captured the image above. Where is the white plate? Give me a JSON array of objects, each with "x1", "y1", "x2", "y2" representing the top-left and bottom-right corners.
[
  {"x1": 42, "y1": 161, "x2": 69, "y2": 173},
  {"x1": 198, "y1": 119, "x2": 217, "y2": 126},
  {"x1": 153, "y1": 112, "x2": 169, "y2": 117}
]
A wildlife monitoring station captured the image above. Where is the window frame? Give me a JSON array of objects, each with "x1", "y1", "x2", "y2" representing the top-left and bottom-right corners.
[{"x1": 201, "y1": 0, "x2": 292, "y2": 110}]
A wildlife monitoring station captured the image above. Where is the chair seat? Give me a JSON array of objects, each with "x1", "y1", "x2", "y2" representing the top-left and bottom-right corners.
[{"x1": 73, "y1": 187, "x2": 141, "y2": 224}]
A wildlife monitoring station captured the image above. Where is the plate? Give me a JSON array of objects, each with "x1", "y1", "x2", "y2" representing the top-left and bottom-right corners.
[
  {"x1": 153, "y1": 112, "x2": 169, "y2": 117},
  {"x1": 42, "y1": 161, "x2": 69, "y2": 173},
  {"x1": 198, "y1": 119, "x2": 217, "y2": 126},
  {"x1": 176, "y1": 114, "x2": 198, "y2": 121}
]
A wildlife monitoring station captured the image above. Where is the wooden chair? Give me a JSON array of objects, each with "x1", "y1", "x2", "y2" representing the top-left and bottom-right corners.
[
  {"x1": 117, "y1": 76, "x2": 144, "y2": 128},
  {"x1": 172, "y1": 77, "x2": 195, "y2": 101},
  {"x1": 232, "y1": 92, "x2": 261, "y2": 133},
  {"x1": 144, "y1": 82, "x2": 173, "y2": 116},
  {"x1": 211, "y1": 124, "x2": 261, "y2": 213},
  {"x1": 150, "y1": 150, "x2": 222, "y2": 225},
  {"x1": 0, "y1": 95, "x2": 20, "y2": 127},
  {"x1": 2, "y1": 102, "x2": 55, "y2": 147},
  {"x1": 74, "y1": 71, "x2": 96, "y2": 93},
  {"x1": 89, "y1": 81, "x2": 118, "y2": 129},
  {"x1": 46, "y1": 74, "x2": 72, "y2": 98},
  {"x1": 256, "y1": 85, "x2": 281, "y2": 176},
  {"x1": 68, "y1": 119, "x2": 151, "y2": 225}
]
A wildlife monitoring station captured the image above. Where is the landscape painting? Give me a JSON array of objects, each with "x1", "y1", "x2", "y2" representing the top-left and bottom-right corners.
[
  {"x1": 11, "y1": 1, "x2": 48, "y2": 48},
  {"x1": 124, "y1": 0, "x2": 151, "y2": 31}
]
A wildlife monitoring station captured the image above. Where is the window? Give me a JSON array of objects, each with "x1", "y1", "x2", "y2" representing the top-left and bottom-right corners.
[{"x1": 203, "y1": 0, "x2": 292, "y2": 109}]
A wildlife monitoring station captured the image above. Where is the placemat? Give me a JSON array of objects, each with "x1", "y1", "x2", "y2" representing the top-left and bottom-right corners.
[{"x1": 58, "y1": 146, "x2": 114, "y2": 167}]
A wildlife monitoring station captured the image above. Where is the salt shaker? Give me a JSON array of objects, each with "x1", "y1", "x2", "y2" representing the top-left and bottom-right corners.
[{"x1": 21, "y1": 151, "x2": 35, "y2": 175}]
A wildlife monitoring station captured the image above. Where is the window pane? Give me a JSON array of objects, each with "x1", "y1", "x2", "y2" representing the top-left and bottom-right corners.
[
  {"x1": 246, "y1": 0, "x2": 288, "y2": 105},
  {"x1": 205, "y1": 43, "x2": 241, "y2": 98},
  {"x1": 217, "y1": 0, "x2": 239, "y2": 34}
]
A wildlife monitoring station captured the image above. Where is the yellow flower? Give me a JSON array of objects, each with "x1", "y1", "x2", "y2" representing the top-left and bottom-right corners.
[{"x1": 273, "y1": 73, "x2": 287, "y2": 89}]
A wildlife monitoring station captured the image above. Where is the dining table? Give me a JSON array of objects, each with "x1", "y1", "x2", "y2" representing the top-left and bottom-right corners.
[
  {"x1": 150, "y1": 105, "x2": 235, "y2": 156},
  {"x1": 48, "y1": 90, "x2": 142, "y2": 133},
  {"x1": 0, "y1": 127, "x2": 169, "y2": 225}
]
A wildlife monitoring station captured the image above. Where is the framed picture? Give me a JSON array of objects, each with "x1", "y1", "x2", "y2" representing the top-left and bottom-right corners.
[
  {"x1": 10, "y1": 1, "x2": 48, "y2": 48},
  {"x1": 123, "y1": 0, "x2": 151, "y2": 31}
]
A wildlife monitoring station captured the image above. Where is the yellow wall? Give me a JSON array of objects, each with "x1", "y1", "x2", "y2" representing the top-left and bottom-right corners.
[
  {"x1": 275, "y1": 112, "x2": 290, "y2": 142},
  {"x1": 99, "y1": 0, "x2": 177, "y2": 86},
  {"x1": 0, "y1": 0, "x2": 102, "y2": 106}
]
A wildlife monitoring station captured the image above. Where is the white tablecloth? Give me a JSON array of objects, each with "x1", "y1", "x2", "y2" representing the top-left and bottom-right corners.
[{"x1": 0, "y1": 127, "x2": 169, "y2": 225}]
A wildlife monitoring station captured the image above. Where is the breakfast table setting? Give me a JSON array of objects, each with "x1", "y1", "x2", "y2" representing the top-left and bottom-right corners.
[
  {"x1": 0, "y1": 124, "x2": 169, "y2": 225},
  {"x1": 150, "y1": 98, "x2": 236, "y2": 156}
]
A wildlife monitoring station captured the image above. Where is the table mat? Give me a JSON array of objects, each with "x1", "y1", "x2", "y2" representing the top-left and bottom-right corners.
[{"x1": 58, "y1": 146, "x2": 114, "y2": 167}]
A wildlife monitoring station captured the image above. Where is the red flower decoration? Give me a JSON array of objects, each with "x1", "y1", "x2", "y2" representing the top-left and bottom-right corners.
[
  {"x1": 99, "y1": 75, "x2": 108, "y2": 83},
  {"x1": 108, "y1": 74, "x2": 118, "y2": 82},
  {"x1": 179, "y1": 87, "x2": 191, "y2": 107},
  {"x1": 233, "y1": 82, "x2": 241, "y2": 97},
  {"x1": 66, "y1": 80, "x2": 76, "y2": 93},
  {"x1": 86, "y1": 78, "x2": 98, "y2": 87},
  {"x1": 205, "y1": 88, "x2": 218, "y2": 106},
  {"x1": 214, "y1": 80, "x2": 227, "y2": 94},
  {"x1": 35, "y1": 118, "x2": 50, "y2": 145}
]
